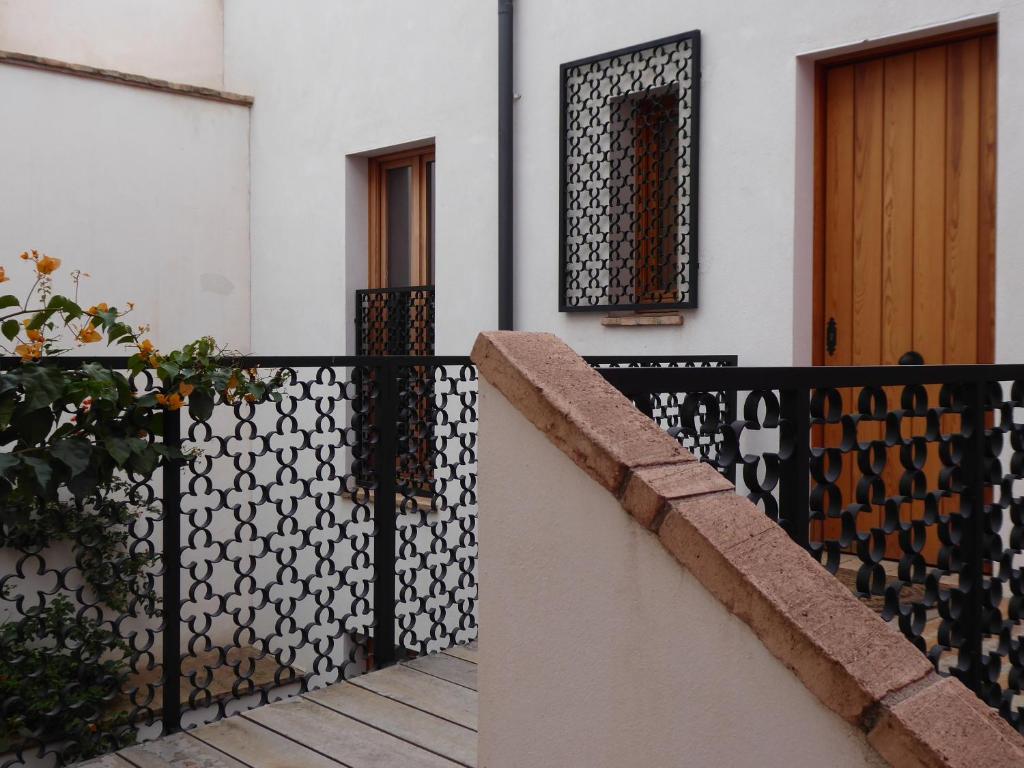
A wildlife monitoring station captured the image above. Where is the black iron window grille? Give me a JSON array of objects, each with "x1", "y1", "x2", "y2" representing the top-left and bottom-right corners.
[
  {"x1": 560, "y1": 31, "x2": 701, "y2": 312},
  {"x1": 355, "y1": 287, "x2": 434, "y2": 357}
]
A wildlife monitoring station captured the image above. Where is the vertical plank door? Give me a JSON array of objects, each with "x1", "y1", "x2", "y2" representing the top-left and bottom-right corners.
[{"x1": 818, "y1": 31, "x2": 996, "y2": 564}]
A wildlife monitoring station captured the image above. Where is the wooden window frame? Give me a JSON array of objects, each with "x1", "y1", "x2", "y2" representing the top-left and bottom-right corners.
[{"x1": 368, "y1": 145, "x2": 435, "y2": 289}]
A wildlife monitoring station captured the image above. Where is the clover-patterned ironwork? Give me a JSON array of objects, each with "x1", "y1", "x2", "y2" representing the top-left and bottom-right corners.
[
  {"x1": 598, "y1": 363, "x2": 1024, "y2": 732},
  {"x1": 560, "y1": 31, "x2": 700, "y2": 311},
  {"x1": 0, "y1": 352, "x2": 735, "y2": 767}
]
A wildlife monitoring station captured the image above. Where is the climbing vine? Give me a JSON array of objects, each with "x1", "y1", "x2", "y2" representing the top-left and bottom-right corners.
[{"x1": 0, "y1": 252, "x2": 283, "y2": 763}]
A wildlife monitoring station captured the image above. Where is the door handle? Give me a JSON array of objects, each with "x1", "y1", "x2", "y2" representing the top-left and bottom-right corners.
[{"x1": 826, "y1": 317, "x2": 837, "y2": 357}]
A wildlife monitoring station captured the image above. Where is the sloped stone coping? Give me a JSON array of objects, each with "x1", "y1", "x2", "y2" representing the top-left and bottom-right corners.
[
  {"x1": 471, "y1": 331, "x2": 1024, "y2": 768},
  {"x1": 0, "y1": 49, "x2": 253, "y2": 106}
]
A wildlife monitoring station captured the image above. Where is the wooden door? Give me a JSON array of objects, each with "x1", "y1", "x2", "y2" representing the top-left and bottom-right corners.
[{"x1": 817, "y1": 32, "x2": 996, "y2": 562}]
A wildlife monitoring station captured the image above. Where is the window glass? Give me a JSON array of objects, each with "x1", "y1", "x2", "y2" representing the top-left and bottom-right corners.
[
  {"x1": 386, "y1": 166, "x2": 412, "y2": 287},
  {"x1": 427, "y1": 160, "x2": 435, "y2": 285}
]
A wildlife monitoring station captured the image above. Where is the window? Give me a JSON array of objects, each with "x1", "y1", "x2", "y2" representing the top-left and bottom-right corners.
[
  {"x1": 358, "y1": 145, "x2": 437, "y2": 496},
  {"x1": 560, "y1": 32, "x2": 700, "y2": 311},
  {"x1": 368, "y1": 145, "x2": 435, "y2": 290},
  {"x1": 359, "y1": 145, "x2": 436, "y2": 357}
]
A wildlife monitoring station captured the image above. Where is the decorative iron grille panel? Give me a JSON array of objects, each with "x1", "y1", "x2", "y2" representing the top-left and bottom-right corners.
[
  {"x1": 560, "y1": 31, "x2": 700, "y2": 311},
  {"x1": 0, "y1": 353, "x2": 733, "y2": 766},
  {"x1": 355, "y1": 287, "x2": 434, "y2": 356},
  {"x1": 599, "y1": 364, "x2": 1024, "y2": 731}
]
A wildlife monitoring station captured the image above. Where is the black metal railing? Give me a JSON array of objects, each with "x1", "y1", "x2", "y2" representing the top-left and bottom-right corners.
[
  {"x1": 0, "y1": 355, "x2": 477, "y2": 767},
  {"x1": 355, "y1": 287, "x2": 434, "y2": 356},
  {"x1": 599, "y1": 363, "x2": 1024, "y2": 731},
  {"x1": 0, "y1": 352, "x2": 734, "y2": 767}
]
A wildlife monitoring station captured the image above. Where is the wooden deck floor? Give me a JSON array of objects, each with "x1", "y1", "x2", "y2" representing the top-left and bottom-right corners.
[{"x1": 76, "y1": 643, "x2": 479, "y2": 768}]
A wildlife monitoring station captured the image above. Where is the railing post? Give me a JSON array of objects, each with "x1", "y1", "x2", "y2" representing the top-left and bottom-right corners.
[
  {"x1": 161, "y1": 407, "x2": 182, "y2": 734},
  {"x1": 373, "y1": 360, "x2": 399, "y2": 668},
  {"x1": 959, "y1": 379, "x2": 987, "y2": 695},
  {"x1": 780, "y1": 388, "x2": 811, "y2": 551}
]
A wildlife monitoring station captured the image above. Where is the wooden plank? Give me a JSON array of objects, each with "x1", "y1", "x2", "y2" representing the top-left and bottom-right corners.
[
  {"x1": 352, "y1": 664, "x2": 477, "y2": 730},
  {"x1": 193, "y1": 713, "x2": 345, "y2": 768},
  {"x1": 978, "y1": 33, "x2": 997, "y2": 364},
  {"x1": 118, "y1": 733, "x2": 250, "y2": 768},
  {"x1": 307, "y1": 683, "x2": 476, "y2": 767},
  {"x1": 881, "y1": 52, "x2": 917, "y2": 557},
  {"x1": 441, "y1": 644, "x2": 478, "y2": 665},
  {"x1": 243, "y1": 695, "x2": 459, "y2": 768},
  {"x1": 881, "y1": 52, "x2": 915, "y2": 367},
  {"x1": 913, "y1": 44, "x2": 947, "y2": 366},
  {"x1": 944, "y1": 37, "x2": 980, "y2": 365},
  {"x1": 824, "y1": 64, "x2": 856, "y2": 366},
  {"x1": 403, "y1": 655, "x2": 477, "y2": 691},
  {"x1": 852, "y1": 58, "x2": 884, "y2": 367},
  {"x1": 852, "y1": 58, "x2": 885, "y2": 536},
  {"x1": 823, "y1": 64, "x2": 855, "y2": 539},
  {"x1": 70, "y1": 755, "x2": 135, "y2": 768},
  {"x1": 914, "y1": 44, "x2": 951, "y2": 564}
]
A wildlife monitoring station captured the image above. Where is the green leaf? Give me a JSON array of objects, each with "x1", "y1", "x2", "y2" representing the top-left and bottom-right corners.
[
  {"x1": 11, "y1": 408, "x2": 54, "y2": 446},
  {"x1": 67, "y1": 467, "x2": 99, "y2": 499},
  {"x1": 157, "y1": 362, "x2": 179, "y2": 381},
  {"x1": 102, "y1": 436, "x2": 132, "y2": 466},
  {"x1": 129, "y1": 448, "x2": 158, "y2": 476},
  {"x1": 0, "y1": 394, "x2": 16, "y2": 430},
  {"x1": 0, "y1": 295, "x2": 19, "y2": 311},
  {"x1": 21, "y1": 456, "x2": 52, "y2": 490},
  {"x1": 47, "y1": 295, "x2": 83, "y2": 320},
  {"x1": 26, "y1": 308, "x2": 58, "y2": 331},
  {"x1": 51, "y1": 438, "x2": 92, "y2": 476},
  {"x1": 1, "y1": 320, "x2": 19, "y2": 341},
  {"x1": 188, "y1": 389, "x2": 214, "y2": 422},
  {"x1": 18, "y1": 366, "x2": 64, "y2": 411},
  {"x1": 0, "y1": 453, "x2": 18, "y2": 476}
]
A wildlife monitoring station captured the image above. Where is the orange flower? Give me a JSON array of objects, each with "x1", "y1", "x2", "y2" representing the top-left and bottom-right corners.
[
  {"x1": 77, "y1": 325, "x2": 101, "y2": 343},
  {"x1": 19, "y1": 252, "x2": 29, "y2": 261},
  {"x1": 138, "y1": 339, "x2": 155, "y2": 355},
  {"x1": 87, "y1": 302, "x2": 109, "y2": 315},
  {"x1": 14, "y1": 341, "x2": 42, "y2": 361},
  {"x1": 178, "y1": 382, "x2": 195, "y2": 397},
  {"x1": 155, "y1": 393, "x2": 184, "y2": 411},
  {"x1": 0, "y1": 267, "x2": 8, "y2": 284},
  {"x1": 26, "y1": 328, "x2": 44, "y2": 343},
  {"x1": 35, "y1": 255, "x2": 61, "y2": 275},
  {"x1": 226, "y1": 374, "x2": 239, "y2": 391}
]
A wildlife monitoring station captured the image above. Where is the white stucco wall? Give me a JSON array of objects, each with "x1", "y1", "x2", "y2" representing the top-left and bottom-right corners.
[
  {"x1": 2, "y1": 2, "x2": 1021, "y2": 363},
  {"x1": 223, "y1": 0, "x2": 496, "y2": 356},
  {"x1": 0, "y1": 64, "x2": 251, "y2": 352},
  {"x1": 219, "y1": 1, "x2": 1023, "y2": 364},
  {"x1": 513, "y1": 1, "x2": 1022, "y2": 365},
  {"x1": 0, "y1": 0, "x2": 224, "y2": 88},
  {"x1": 478, "y1": 378, "x2": 888, "y2": 767}
]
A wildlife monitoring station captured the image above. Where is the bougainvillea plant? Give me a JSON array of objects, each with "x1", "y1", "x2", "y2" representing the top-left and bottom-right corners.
[
  {"x1": 0, "y1": 252, "x2": 283, "y2": 762},
  {"x1": 0, "y1": 251, "x2": 283, "y2": 517}
]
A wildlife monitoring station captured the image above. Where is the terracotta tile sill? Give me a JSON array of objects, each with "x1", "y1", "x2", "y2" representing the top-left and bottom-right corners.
[{"x1": 601, "y1": 311, "x2": 684, "y2": 327}]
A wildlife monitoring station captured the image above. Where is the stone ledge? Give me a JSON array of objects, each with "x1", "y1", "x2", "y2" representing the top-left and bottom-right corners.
[
  {"x1": 867, "y1": 676, "x2": 1024, "y2": 768},
  {"x1": 0, "y1": 49, "x2": 253, "y2": 106},
  {"x1": 601, "y1": 311, "x2": 684, "y2": 327},
  {"x1": 471, "y1": 331, "x2": 691, "y2": 494},
  {"x1": 472, "y1": 330, "x2": 1024, "y2": 767}
]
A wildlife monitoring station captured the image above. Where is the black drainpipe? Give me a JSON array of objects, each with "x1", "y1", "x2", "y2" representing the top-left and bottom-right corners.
[{"x1": 498, "y1": 0, "x2": 514, "y2": 330}]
